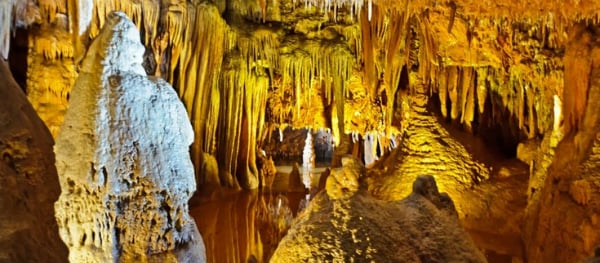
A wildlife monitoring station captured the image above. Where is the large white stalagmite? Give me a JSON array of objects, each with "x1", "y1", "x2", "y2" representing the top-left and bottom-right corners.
[
  {"x1": 0, "y1": 0, "x2": 12, "y2": 60},
  {"x1": 54, "y1": 11, "x2": 205, "y2": 263},
  {"x1": 302, "y1": 129, "x2": 315, "y2": 188}
]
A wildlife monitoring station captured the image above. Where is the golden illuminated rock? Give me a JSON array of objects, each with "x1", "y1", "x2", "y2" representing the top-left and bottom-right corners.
[
  {"x1": 368, "y1": 90, "x2": 489, "y2": 202},
  {"x1": 326, "y1": 155, "x2": 362, "y2": 200},
  {"x1": 272, "y1": 175, "x2": 486, "y2": 262},
  {"x1": 53, "y1": 12, "x2": 205, "y2": 262}
]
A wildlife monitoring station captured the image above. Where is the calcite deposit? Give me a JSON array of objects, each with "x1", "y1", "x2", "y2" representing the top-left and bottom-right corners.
[{"x1": 53, "y1": 12, "x2": 205, "y2": 263}]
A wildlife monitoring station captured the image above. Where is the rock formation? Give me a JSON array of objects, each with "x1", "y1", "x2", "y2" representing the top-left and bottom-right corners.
[
  {"x1": 0, "y1": 60, "x2": 68, "y2": 263},
  {"x1": 271, "y1": 174, "x2": 486, "y2": 262},
  {"x1": 53, "y1": 12, "x2": 205, "y2": 263},
  {"x1": 368, "y1": 85, "x2": 489, "y2": 201},
  {"x1": 326, "y1": 155, "x2": 363, "y2": 200}
]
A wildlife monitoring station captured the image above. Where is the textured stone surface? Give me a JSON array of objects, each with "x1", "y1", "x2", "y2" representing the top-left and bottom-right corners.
[
  {"x1": 271, "y1": 175, "x2": 486, "y2": 262},
  {"x1": 0, "y1": 60, "x2": 68, "y2": 262},
  {"x1": 523, "y1": 48, "x2": 600, "y2": 263},
  {"x1": 326, "y1": 156, "x2": 363, "y2": 200},
  {"x1": 53, "y1": 12, "x2": 205, "y2": 263},
  {"x1": 368, "y1": 93, "x2": 489, "y2": 201}
]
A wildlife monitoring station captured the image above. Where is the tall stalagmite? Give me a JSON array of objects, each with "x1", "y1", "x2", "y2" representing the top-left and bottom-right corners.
[{"x1": 53, "y1": 12, "x2": 205, "y2": 262}]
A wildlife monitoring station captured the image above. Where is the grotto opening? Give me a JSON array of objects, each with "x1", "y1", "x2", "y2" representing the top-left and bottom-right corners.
[{"x1": 2, "y1": 0, "x2": 600, "y2": 262}]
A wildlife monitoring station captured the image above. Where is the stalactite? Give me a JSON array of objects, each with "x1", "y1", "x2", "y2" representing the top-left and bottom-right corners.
[
  {"x1": 462, "y1": 68, "x2": 475, "y2": 130},
  {"x1": 518, "y1": 81, "x2": 525, "y2": 130},
  {"x1": 240, "y1": 71, "x2": 269, "y2": 189},
  {"x1": 27, "y1": 8, "x2": 78, "y2": 137},
  {"x1": 218, "y1": 65, "x2": 244, "y2": 188},
  {"x1": 476, "y1": 67, "x2": 488, "y2": 114},
  {"x1": 142, "y1": 0, "x2": 159, "y2": 45},
  {"x1": 166, "y1": 3, "x2": 234, "y2": 187},
  {"x1": 32, "y1": 30, "x2": 75, "y2": 60},
  {"x1": 526, "y1": 84, "x2": 536, "y2": 138},
  {"x1": 448, "y1": 66, "x2": 459, "y2": 120},
  {"x1": 359, "y1": 5, "x2": 379, "y2": 97},
  {"x1": 236, "y1": 26, "x2": 281, "y2": 77},
  {"x1": 438, "y1": 67, "x2": 448, "y2": 118},
  {"x1": 459, "y1": 67, "x2": 473, "y2": 124},
  {"x1": 417, "y1": 14, "x2": 436, "y2": 87},
  {"x1": 38, "y1": 0, "x2": 65, "y2": 23},
  {"x1": 563, "y1": 23, "x2": 592, "y2": 132},
  {"x1": 382, "y1": 10, "x2": 406, "y2": 136},
  {"x1": 280, "y1": 37, "x2": 353, "y2": 125}
]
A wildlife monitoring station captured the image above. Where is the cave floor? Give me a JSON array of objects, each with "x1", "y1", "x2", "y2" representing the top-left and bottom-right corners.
[{"x1": 190, "y1": 162, "x2": 528, "y2": 263}]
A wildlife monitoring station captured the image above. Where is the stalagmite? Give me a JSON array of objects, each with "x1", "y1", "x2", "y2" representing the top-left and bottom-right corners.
[
  {"x1": 553, "y1": 94, "x2": 562, "y2": 131},
  {"x1": 53, "y1": 12, "x2": 205, "y2": 262},
  {"x1": 302, "y1": 130, "x2": 316, "y2": 188},
  {"x1": 364, "y1": 133, "x2": 378, "y2": 166},
  {"x1": 369, "y1": 80, "x2": 489, "y2": 202},
  {"x1": 0, "y1": 0, "x2": 13, "y2": 60}
]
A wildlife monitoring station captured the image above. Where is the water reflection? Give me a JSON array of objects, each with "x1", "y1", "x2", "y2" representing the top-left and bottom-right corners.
[{"x1": 190, "y1": 191, "x2": 306, "y2": 263}]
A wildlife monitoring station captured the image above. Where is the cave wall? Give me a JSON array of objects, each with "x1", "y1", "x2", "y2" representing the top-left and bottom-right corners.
[{"x1": 0, "y1": 60, "x2": 68, "y2": 262}]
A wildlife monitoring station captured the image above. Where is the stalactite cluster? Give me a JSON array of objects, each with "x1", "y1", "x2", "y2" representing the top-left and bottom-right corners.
[
  {"x1": 2, "y1": 0, "x2": 597, "y2": 190},
  {"x1": 26, "y1": 3, "x2": 77, "y2": 137}
]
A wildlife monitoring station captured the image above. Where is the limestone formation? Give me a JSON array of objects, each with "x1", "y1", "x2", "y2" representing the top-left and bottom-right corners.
[
  {"x1": 326, "y1": 155, "x2": 363, "y2": 200},
  {"x1": 53, "y1": 12, "x2": 205, "y2": 263},
  {"x1": 302, "y1": 130, "x2": 315, "y2": 169},
  {"x1": 271, "y1": 175, "x2": 486, "y2": 262},
  {"x1": 257, "y1": 151, "x2": 277, "y2": 189},
  {"x1": 0, "y1": 60, "x2": 68, "y2": 263},
  {"x1": 368, "y1": 91, "x2": 490, "y2": 201}
]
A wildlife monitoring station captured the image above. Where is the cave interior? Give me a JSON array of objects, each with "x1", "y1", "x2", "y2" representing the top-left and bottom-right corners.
[{"x1": 1, "y1": 0, "x2": 600, "y2": 262}]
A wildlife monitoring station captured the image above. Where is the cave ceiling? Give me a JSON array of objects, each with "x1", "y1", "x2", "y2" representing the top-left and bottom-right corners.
[{"x1": 2, "y1": 0, "x2": 600, "y2": 188}]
